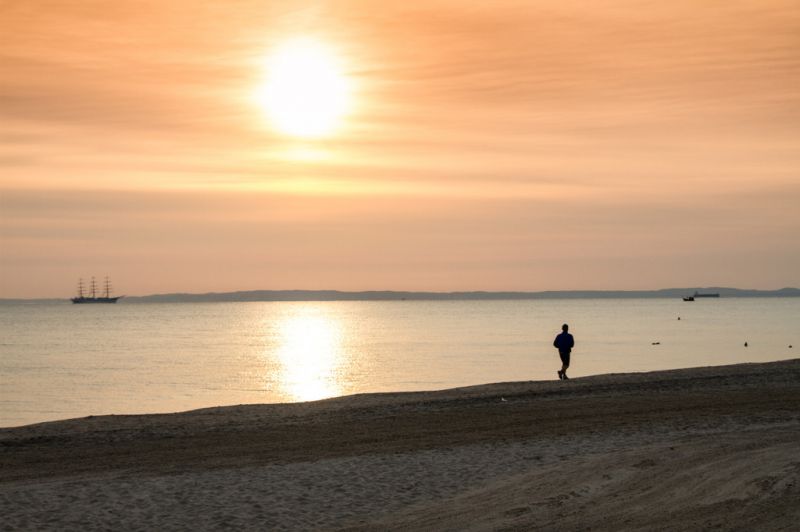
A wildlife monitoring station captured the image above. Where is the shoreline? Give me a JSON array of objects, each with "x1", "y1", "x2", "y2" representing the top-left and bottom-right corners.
[
  {"x1": 2, "y1": 359, "x2": 799, "y2": 530},
  {"x1": 3, "y1": 357, "x2": 797, "y2": 431}
]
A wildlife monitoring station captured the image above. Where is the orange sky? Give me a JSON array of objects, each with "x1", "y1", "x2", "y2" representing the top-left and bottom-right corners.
[{"x1": 1, "y1": 0, "x2": 799, "y2": 298}]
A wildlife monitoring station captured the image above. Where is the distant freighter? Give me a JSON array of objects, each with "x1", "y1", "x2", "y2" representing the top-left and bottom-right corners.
[
  {"x1": 71, "y1": 277, "x2": 123, "y2": 304},
  {"x1": 693, "y1": 291, "x2": 720, "y2": 298}
]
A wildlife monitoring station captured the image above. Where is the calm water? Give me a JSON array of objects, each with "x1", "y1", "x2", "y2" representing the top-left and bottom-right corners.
[{"x1": 1, "y1": 298, "x2": 797, "y2": 427}]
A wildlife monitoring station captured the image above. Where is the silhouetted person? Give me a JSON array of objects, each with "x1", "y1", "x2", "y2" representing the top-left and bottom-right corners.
[{"x1": 554, "y1": 323, "x2": 574, "y2": 380}]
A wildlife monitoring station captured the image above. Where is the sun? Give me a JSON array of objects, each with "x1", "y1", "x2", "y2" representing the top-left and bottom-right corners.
[{"x1": 258, "y1": 38, "x2": 353, "y2": 138}]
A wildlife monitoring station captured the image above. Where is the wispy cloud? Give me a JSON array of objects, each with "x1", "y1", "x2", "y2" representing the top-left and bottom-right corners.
[{"x1": 1, "y1": 0, "x2": 799, "y2": 296}]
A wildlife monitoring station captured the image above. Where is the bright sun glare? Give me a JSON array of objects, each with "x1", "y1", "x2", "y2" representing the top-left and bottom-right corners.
[
  {"x1": 258, "y1": 38, "x2": 352, "y2": 138},
  {"x1": 276, "y1": 311, "x2": 342, "y2": 402}
]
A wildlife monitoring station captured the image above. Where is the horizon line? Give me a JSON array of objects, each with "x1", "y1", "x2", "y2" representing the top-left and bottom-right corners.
[{"x1": 3, "y1": 286, "x2": 799, "y2": 302}]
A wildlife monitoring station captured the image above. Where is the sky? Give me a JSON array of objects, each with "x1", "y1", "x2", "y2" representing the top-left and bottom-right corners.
[{"x1": 1, "y1": 0, "x2": 799, "y2": 298}]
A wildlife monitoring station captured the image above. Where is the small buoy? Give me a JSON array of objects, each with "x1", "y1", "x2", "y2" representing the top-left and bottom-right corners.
[
  {"x1": 744, "y1": 342, "x2": 748, "y2": 347},
  {"x1": 677, "y1": 316, "x2": 681, "y2": 320}
]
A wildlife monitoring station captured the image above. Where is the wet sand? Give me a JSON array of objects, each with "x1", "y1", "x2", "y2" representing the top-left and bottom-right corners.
[{"x1": 2, "y1": 359, "x2": 799, "y2": 530}]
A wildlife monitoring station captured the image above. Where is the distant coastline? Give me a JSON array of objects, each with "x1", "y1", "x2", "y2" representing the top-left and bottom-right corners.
[{"x1": 3, "y1": 287, "x2": 799, "y2": 304}]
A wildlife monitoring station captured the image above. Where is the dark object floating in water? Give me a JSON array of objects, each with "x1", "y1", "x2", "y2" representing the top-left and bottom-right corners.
[
  {"x1": 652, "y1": 342, "x2": 661, "y2": 345},
  {"x1": 684, "y1": 291, "x2": 721, "y2": 301},
  {"x1": 71, "y1": 276, "x2": 123, "y2": 304},
  {"x1": 744, "y1": 342, "x2": 748, "y2": 347}
]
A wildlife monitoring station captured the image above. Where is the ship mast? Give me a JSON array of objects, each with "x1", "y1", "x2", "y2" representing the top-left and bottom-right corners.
[
  {"x1": 77, "y1": 278, "x2": 85, "y2": 298},
  {"x1": 104, "y1": 276, "x2": 113, "y2": 298},
  {"x1": 91, "y1": 276, "x2": 97, "y2": 299}
]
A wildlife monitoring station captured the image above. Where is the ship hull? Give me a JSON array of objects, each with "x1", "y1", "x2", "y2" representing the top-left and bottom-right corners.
[{"x1": 71, "y1": 297, "x2": 121, "y2": 304}]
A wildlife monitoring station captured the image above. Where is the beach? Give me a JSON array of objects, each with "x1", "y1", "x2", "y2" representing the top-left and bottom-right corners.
[{"x1": 2, "y1": 359, "x2": 799, "y2": 530}]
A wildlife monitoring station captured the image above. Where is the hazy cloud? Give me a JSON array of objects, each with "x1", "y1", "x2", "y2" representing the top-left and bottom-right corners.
[{"x1": 1, "y1": 0, "x2": 799, "y2": 296}]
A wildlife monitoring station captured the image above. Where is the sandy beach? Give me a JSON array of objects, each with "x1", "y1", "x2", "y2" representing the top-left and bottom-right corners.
[{"x1": 2, "y1": 359, "x2": 799, "y2": 530}]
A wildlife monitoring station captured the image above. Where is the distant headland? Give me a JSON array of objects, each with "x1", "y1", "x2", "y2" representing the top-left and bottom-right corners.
[
  {"x1": 13, "y1": 286, "x2": 800, "y2": 304},
  {"x1": 3, "y1": 287, "x2": 798, "y2": 304}
]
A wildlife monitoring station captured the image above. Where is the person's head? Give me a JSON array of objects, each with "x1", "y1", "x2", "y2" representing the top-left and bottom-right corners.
[{"x1": 562, "y1": 323, "x2": 569, "y2": 332}]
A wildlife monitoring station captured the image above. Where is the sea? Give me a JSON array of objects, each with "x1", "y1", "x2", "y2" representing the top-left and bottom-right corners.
[{"x1": 1, "y1": 298, "x2": 797, "y2": 427}]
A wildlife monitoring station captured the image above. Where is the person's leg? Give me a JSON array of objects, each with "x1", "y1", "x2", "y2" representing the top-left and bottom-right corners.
[{"x1": 560, "y1": 351, "x2": 570, "y2": 379}]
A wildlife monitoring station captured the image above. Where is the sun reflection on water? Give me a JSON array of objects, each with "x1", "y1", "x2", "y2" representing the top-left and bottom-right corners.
[{"x1": 274, "y1": 307, "x2": 343, "y2": 402}]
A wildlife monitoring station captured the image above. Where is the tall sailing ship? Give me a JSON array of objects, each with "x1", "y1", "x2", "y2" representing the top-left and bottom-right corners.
[{"x1": 71, "y1": 277, "x2": 123, "y2": 304}]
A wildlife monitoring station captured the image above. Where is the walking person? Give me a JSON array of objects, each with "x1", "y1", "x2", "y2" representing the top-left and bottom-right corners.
[{"x1": 554, "y1": 323, "x2": 574, "y2": 380}]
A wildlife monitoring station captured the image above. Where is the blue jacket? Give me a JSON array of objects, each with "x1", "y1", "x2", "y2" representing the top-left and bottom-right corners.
[{"x1": 554, "y1": 332, "x2": 574, "y2": 354}]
